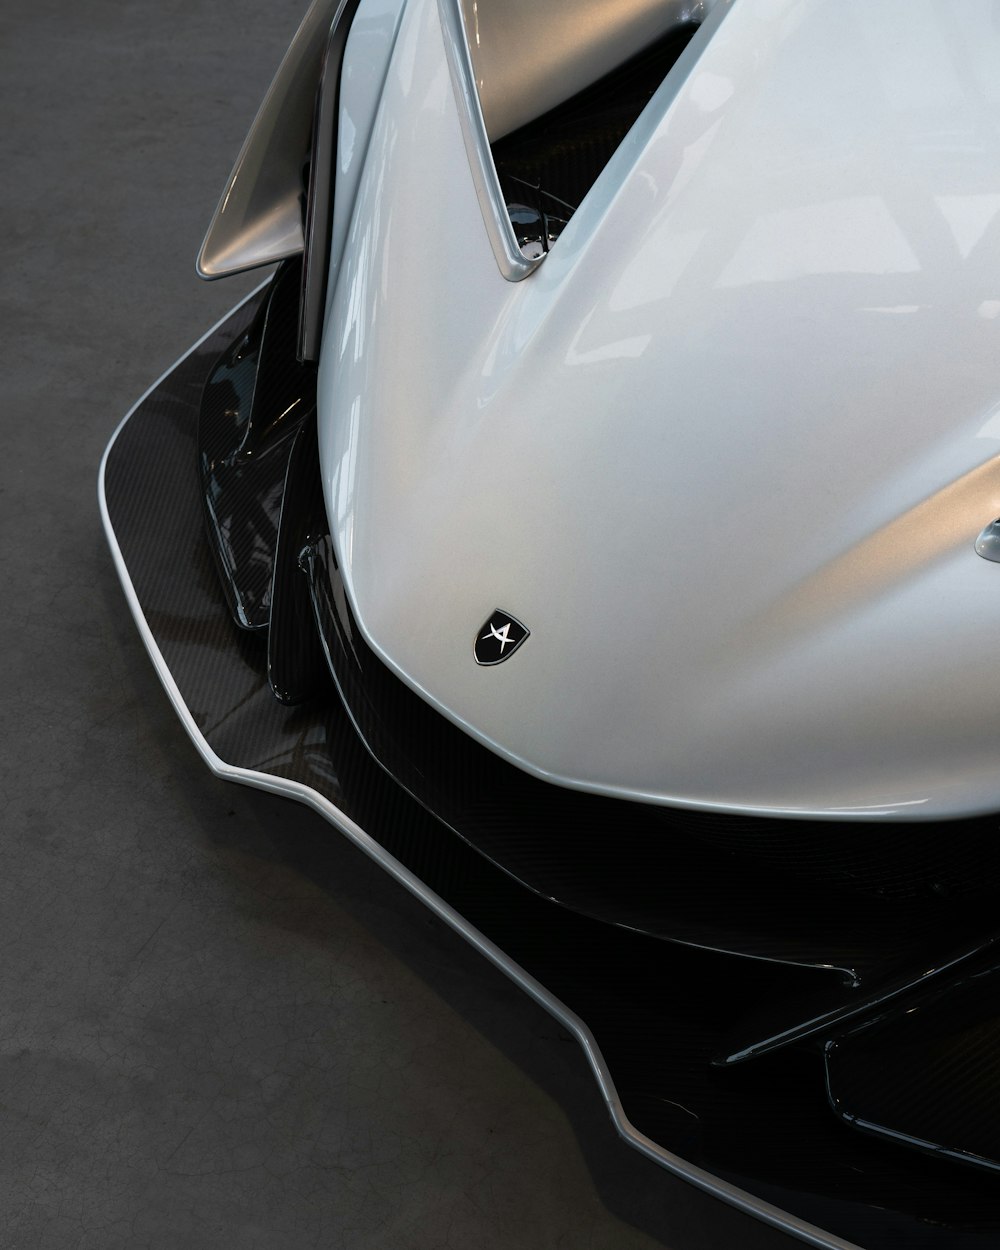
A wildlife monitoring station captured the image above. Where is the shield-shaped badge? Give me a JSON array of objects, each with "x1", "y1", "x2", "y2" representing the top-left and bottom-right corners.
[{"x1": 474, "y1": 609, "x2": 530, "y2": 666}]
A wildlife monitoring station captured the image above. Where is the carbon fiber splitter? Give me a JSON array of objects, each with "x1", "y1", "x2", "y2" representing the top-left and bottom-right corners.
[{"x1": 101, "y1": 290, "x2": 1000, "y2": 1250}]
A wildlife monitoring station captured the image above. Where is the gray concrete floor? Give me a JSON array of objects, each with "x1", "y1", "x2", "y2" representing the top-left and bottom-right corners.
[{"x1": 2, "y1": 2, "x2": 801, "y2": 1247}]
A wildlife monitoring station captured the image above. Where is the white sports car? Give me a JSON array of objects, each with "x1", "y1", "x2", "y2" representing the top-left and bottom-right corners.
[{"x1": 101, "y1": 2, "x2": 1000, "y2": 1246}]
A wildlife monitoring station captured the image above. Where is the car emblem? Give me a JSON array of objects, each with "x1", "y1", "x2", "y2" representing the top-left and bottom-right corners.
[{"x1": 475, "y1": 609, "x2": 530, "y2": 666}]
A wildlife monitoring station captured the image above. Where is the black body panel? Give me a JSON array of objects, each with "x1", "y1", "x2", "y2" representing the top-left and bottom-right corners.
[
  {"x1": 198, "y1": 259, "x2": 315, "y2": 629},
  {"x1": 267, "y1": 414, "x2": 330, "y2": 704},
  {"x1": 103, "y1": 291, "x2": 1000, "y2": 1250},
  {"x1": 826, "y1": 958, "x2": 1000, "y2": 1173}
]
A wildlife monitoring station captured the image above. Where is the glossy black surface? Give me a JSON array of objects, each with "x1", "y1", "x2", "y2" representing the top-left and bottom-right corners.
[
  {"x1": 104, "y1": 292, "x2": 1000, "y2": 1249},
  {"x1": 267, "y1": 414, "x2": 330, "y2": 704},
  {"x1": 827, "y1": 954, "x2": 1000, "y2": 1174},
  {"x1": 504, "y1": 195, "x2": 569, "y2": 258},
  {"x1": 717, "y1": 931, "x2": 1000, "y2": 1066},
  {"x1": 198, "y1": 258, "x2": 314, "y2": 629}
]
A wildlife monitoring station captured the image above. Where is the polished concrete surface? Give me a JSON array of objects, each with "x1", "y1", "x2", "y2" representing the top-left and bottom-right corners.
[{"x1": 2, "y1": 2, "x2": 799, "y2": 1246}]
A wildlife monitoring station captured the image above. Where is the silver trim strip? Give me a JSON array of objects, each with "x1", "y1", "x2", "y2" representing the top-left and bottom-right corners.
[
  {"x1": 99, "y1": 294, "x2": 862, "y2": 1250},
  {"x1": 437, "y1": 0, "x2": 541, "y2": 282}
]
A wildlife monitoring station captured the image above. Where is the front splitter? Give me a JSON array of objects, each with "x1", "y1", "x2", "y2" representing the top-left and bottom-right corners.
[{"x1": 100, "y1": 291, "x2": 1000, "y2": 1250}]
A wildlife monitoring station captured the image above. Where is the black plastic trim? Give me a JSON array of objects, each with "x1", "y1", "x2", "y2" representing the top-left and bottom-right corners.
[
  {"x1": 198, "y1": 258, "x2": 314, "y2": 629},
  {"x1": 267, "y1": 413, "x2": 330, "y2": 704},
  {"x1": 826, "y1": 954, "x2": 1000, "y2": 1175}
]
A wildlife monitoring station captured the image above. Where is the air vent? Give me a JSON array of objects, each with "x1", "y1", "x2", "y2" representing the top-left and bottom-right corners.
[{"x1": 492, "y1": 21, "x2": 703, "y2": 258}]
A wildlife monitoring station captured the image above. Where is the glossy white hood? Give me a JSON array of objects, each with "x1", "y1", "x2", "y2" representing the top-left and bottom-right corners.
[{"x1": 319, "y1": 0, "x2": 1000, "y2": 820}]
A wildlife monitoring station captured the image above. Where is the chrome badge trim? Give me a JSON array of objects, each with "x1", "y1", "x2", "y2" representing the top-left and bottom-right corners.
[{"x1": 474, "y1": 609, "x2": 530, "y2": 665}]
